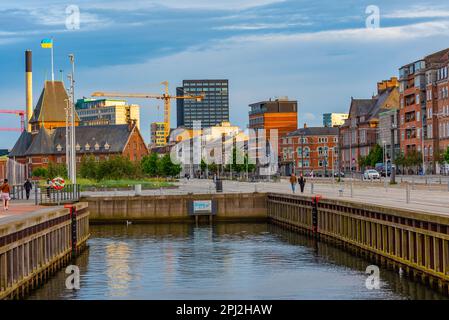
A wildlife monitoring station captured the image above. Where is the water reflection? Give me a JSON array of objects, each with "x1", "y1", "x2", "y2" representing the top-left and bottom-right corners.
[{"x1": 27, "y1": 223, "x2": 448, "y2": 300}]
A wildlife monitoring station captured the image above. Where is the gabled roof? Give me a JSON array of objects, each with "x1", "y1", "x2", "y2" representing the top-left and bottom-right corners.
[
  {"x1": 30, "y1": 81, "x2": 80, "y2": 124},
  {"x1": 287, "y1": 127, "x2": 338, "y2": 137},
  {"x1": 9, "y1": 131, "x2": 33, "y2": 157},
  {"x1": 8, "y1": 124, "x2": 140, "y2": 157}
]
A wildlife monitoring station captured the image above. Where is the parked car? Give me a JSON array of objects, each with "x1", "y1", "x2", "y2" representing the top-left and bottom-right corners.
[{"x1": 364, "y1": 169, "x2": 380, "y2": 180}]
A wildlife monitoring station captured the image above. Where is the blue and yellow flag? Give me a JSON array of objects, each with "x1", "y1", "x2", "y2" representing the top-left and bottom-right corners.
[{"x1": 41, "y1": 38, "x2": 53, "y2": 49}]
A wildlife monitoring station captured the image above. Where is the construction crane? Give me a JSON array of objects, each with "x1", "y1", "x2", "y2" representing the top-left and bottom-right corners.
[
  {"x1": 92, "y1": 81, "x2": 204, "y2": 143},
  {"x1": 0, "y1": 109, "x2": 25, "y2": 132}
]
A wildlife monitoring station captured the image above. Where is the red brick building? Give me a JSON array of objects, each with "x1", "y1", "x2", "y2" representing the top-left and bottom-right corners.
[
  {"x1": 339, "y1": 78, "x2": 399, "y2": 172},
  {"x1": 9, "y1": 81, "x2": 149, "y2": 177},
  {"x1": 280, "y1": 125, "x2": 339, "y2": 176}
]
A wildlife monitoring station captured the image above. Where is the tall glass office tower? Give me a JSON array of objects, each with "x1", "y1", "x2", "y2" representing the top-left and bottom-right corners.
[{"x1": 176, "y1": 79, "x2": 229, "y2": 129}]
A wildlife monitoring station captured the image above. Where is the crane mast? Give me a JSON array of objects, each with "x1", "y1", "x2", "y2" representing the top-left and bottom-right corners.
[{"x1": 92, "y1": 81, "x2": 204, "y2": 144}]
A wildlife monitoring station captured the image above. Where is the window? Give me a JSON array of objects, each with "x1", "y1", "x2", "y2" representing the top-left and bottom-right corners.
[
  {"x1": 297, "y1": 147, "x2": 302, "y2": 156},
  {"x1": 85, "y1": 143, "x2": 90, "y2": 151},
  {"x1": 104, "y1": 142, "x2": 110, "y2": 150},
  {"x1": 94, "y1": 143, "x2": 100, "y2": 151},
  {"x1": 56, "y1": 144, "x2": 62, "y2": 152},
  {"x1": 76, "y1": 143, "x2": 81, "y2": 151}
]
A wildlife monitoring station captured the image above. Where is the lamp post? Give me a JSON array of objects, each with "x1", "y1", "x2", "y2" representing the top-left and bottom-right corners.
[{"x1": 68, "y1": 54, "x2": 76, "y2": 184}]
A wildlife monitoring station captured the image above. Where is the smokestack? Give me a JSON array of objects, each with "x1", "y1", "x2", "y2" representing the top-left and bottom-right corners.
[{"x1": 25, "y1": 50, "x2": 33, "y2": 132}]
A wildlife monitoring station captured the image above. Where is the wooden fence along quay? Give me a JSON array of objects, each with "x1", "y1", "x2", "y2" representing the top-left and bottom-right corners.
[
  {"x1": 267, "y1": 193, "x2": 449, "y2": 294},
  {"x1": 0, "y1": 203, "x2": 89, "y2": 299}
]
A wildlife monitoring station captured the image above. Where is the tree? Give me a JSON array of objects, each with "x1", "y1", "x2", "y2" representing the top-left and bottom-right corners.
[
  {"x1": 32, "y1": 167, "x2": 48, "y2": 178},
  {"x1": 97, "y1": 156, "x2": 135, "y2": 180},
  {"x1": 47, "y1": 162, "x2": 68, "y2": 179},
  {"x1": 200, "y1": 159, "x2": 207, "y2": 173},
  {"x1": 79, "y1": 155, "x2": 98, "y2": 180},
  {"x1": 141, "y1": 153, "x2": 160, "y2": 177},
  {"x1": 444, "y1": 147, "x2": 449, "y2": 164}
]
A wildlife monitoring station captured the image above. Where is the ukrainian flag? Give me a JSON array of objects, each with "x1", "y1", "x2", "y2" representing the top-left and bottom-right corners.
[{"x1": 41, "y1": 38, "x2": 53, "y2": 49}]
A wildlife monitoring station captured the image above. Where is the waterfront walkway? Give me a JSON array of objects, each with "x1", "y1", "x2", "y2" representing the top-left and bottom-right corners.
[
  {"x1": 83, "y1": 178, "x2": 449, "y2": 216},
  {"x1": 0, "y1": 200, "x2": 45, "y2": 222}
]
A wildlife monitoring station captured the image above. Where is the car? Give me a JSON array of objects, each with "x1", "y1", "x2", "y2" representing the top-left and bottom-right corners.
[{"x1": 364, "y1": 169, "x2": 380, "y2": 180}]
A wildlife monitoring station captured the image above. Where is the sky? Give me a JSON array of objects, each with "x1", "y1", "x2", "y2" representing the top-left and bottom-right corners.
[{"x1": 1, "y1": 0, "x2": 449, "y2": 148}]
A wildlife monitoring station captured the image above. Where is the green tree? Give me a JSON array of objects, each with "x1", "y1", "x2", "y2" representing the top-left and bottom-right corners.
[
  {"x1": 79, "y1": 155, "x2": 98, "y2": 180},
  {"x1": 32, "y1": 167, "x2": 48, "y2": 178},
  {"x1": 97, "y1": 156, "x2": 135, "y2": 180},
  {"x1": 200, "y1": 159, "x2": 207, "y2": 173},
  {"x1": 47, "y1": 162, "x2": 68, "y2": 179},
  {"x1": 141, "y1": 153, "x2": 160, "y2": 177},
  {"x1": 444, "y1": 147, "x2": 449, "y2": 164}
]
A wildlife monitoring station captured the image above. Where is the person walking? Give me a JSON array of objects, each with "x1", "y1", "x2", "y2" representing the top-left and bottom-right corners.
[
  {"x1": 0, "y1": 179, "x2": 11, "y2": 211},
  {"x1": 289, "y1": 173, "x2": 297, "y2": 193},
  {"x1": 24, "y1": 179, "x2": 33, "y2": 200},
  {"x1": 298, "y1": 173, "x2": 306, "y2": 193}
]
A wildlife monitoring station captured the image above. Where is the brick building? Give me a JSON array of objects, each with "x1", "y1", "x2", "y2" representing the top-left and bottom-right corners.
[
  {"x1": 400, "y1": 48, "x2": 449, "y2": 173},
  {"x1": 9, "y1": 81, "x2": 148, "y2": 177},
  {"x1": 280, "y1": 125, "x2": 339, "y2": 176},
  {"x1": 339, "y1": 78, "x2": 399, "y2": 172}
]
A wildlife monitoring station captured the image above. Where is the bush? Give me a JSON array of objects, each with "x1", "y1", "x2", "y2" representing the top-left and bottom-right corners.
[
  {"x1": 32, "y1": 167, "x2": 48, "y2": 178},
  {"x1": 141, "y1": 153, "x2": 181, "y2": 178}
]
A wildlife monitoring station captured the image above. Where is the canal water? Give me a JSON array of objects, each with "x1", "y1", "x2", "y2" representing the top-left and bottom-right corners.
[{"x1": 28, "y1": 223, "x2": 447, "y2": 300}]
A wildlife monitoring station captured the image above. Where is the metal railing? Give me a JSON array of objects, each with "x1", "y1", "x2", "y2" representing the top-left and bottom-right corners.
[{"x1": 37, "y1": 184, "x2": 80, "y2": 205}]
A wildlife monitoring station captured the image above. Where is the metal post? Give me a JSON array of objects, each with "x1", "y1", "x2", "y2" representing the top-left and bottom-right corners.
[
  {"x1": 311, "y1": 182, "x2": 314, "y2": 194},
  {"x1": 350, "y1": 173, "x2": 353, "y2": 198},
  {"x1": 406, "y1": 183, "x2": 410, "y2": 204}
]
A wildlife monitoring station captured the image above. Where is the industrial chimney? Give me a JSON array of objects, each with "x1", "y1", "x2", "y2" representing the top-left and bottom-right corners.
[{"x1": 25, "y1": 50, "x2": 33, "y2": 132}]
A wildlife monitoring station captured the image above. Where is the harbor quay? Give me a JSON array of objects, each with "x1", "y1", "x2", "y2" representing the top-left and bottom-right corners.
[{"x1": 1, "y1": 177, "x2": 449, "y2": 299}]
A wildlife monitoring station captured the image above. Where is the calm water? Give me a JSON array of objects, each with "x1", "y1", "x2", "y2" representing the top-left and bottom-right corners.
[{"x1": 28, "y1": 223, "x2": 447, "y2": 300}]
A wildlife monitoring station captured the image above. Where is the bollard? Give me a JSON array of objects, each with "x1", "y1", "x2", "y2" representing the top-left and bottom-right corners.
[
  {"x1": 406, "y1": 183, "x2": 410, "y2": 204},
  {"x1": 134, "y1": 184, "x2": 142, "y2": 196},
  {"x1": 311, "y1": 182, "x2": 314, "y2": 194},
  {"x1": 350, "y1": 180, "x2": 353, "y2": 198}
]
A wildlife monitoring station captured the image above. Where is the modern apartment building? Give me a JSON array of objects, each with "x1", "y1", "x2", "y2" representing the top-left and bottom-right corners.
[
  {"x1": 279, "y1": 124, "x2": 339, "y2": 176},
  {"x1": 176, "y1": 80, "x2": 229, "y2": 129},
  {"x1": 323, "y1": 113, "x2": 349, "y2": 127},
  {"x1": 75, "y1": 98, "x2": 140, "y2": 130},
  {"x1": 339, "y1": 78, "x2": 399, "y2": 172},
  {"x1": 150, "y1": 122, "x2": 168, "y2": 147}
]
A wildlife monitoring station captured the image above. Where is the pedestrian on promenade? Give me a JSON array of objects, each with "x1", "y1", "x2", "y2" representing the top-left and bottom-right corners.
[
  {"x1": 289, "y1": 173, "x2": 297, "y2": 193},
  {"x1": 0, "y1": 179, "x2": 11, "y2": 211},
  {"x1": 46, "y1": 179, "x2": 52, "y2": 198},
  {"x1": 24, "y1": 179, "x2": 33, "y2": 200},
  {"x1": 298, "y1": 173, "x2": 306, "y2": 193}
]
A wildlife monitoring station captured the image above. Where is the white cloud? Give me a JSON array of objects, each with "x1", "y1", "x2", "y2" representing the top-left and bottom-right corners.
[
  {"x1": 0, "y1": 0, "x2": 285, "y2": 12},
  {"x1": 222, "y1": 20, "x2": 449, "y2": 44},
  {"x1": 385, "y1": 6, "x2": 449, "y2": 19},
  {"x1": 214, "y1": 22, "x2": 310, "y2": 31}
]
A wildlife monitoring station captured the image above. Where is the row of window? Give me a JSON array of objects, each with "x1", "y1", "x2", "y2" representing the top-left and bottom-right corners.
[{"x1": 281, "y1": 137, "x2": 338, "y2": 144}]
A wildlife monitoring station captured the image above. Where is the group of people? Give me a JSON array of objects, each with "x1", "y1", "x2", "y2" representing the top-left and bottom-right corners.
[
  {"x1": 0, "y1": 178, "x2": 33, "y2": 211},
  {"x1": 289, "y1": 173, "x2": 306, "y2": 194}
]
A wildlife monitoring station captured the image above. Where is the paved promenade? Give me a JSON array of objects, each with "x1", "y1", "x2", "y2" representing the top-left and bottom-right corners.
[
  {"x1": 83, "y1": 178, "x2": 449, "y2": 216},
  {"x1": 1, "y1": 177, "x2": 448, "y2": 224}
]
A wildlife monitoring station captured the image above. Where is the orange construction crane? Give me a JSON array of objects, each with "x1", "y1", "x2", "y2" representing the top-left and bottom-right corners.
[
  {"x1": 0, "y1": 109, "x2": 25, "y2": 132},
  {"x1": 92, "y1": 81, "x2": 204, "y2": 142}
]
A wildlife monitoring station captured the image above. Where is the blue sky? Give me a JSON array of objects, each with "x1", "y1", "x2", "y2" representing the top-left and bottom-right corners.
[{"x1": 1, "y1": 0, "x2": 449, "y2": 148}]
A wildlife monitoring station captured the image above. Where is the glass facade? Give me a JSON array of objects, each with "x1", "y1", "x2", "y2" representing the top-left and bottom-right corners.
[{"x1": 176, "y1": 80, "x2": 229, "y2": 129}]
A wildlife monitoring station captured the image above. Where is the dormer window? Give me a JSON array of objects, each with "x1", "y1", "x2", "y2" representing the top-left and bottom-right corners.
[
  {"x1": 75, "y1": 143, "x2": 81, "y2": 151},
  {"x1": 104, "y1": 142, "x2": 110, "y2": 150},
  {"x1": 85, "y1": 143, "x2": 90, "y2": 151},
  {"x1": 94, "y1": 143, "x2": 100, "y2": 151},
  {"x1": 56, "y1": 144, "x2": 62, "y2": 152}
]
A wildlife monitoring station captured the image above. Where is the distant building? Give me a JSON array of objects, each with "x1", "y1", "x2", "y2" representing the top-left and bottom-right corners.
[
  {"x1": 176, "y1": 79, "x2": 229, "y2": 129},
  {"x1": 151, "y1": 122, "x2": 168, "y2": 147},
  {"x1": 76, "y1": 98, "x2": 140, "y2": 129},
  {"x1": 339, "y1": 77, "x2": 399, "y2": 172},
  {"x1": 9, "y1": 81, "x2": 148, "y2": 177},
  {"x1": 323, "y1": 113, "x2": 349, "y2": 127},
  {"x1": 280, "y1": 124, "x2": 339, "y2": 176},
  {"x1": 378, "y1": 109, "x2": 400, "y2": 161},
  {"x1": 248, "y1": 97, "x2": 298, "y2": 176}
]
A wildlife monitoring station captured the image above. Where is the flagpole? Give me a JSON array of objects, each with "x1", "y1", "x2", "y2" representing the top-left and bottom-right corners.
[{"x1": 51, "y1": 38, "x2": 54, "y2": 81}]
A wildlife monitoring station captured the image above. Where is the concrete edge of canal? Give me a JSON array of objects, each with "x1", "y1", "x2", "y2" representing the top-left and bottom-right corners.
[{"x1": 3, "y1": 191, "x2": 449, "y2": 299}]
